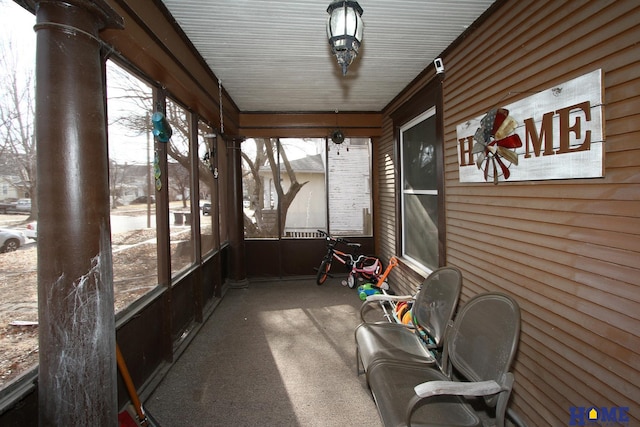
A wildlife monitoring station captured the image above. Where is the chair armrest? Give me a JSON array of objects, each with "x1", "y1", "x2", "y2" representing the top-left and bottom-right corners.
[
  {"x1": 359, "y1": 294, "x2": 415, "y2": 322},
  {"x1": 414, "y1": 379, "x2": 502, "y2": 398},
  {"x1": 408, "y1": 376, "x2": 514, "y2": 427},
  {"x1": 407, "y1": 380, "x2": 507, "y2": 427},
  {"x1": 365, "y1": 294, "x2": 414, "y2": 303}
]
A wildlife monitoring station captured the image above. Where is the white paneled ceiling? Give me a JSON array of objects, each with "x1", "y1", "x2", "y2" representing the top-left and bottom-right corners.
[{"x1": 161, "y1": 0, "x2": 495, "y2": 112}]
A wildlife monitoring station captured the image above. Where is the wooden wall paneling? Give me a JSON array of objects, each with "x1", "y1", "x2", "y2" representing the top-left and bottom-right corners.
[
  {"x1": 378, "y1": 0, "x2": 640, "y2": 425},
  {"x1": 238, "y1": 112, "x2": 382, "y2": 138}
]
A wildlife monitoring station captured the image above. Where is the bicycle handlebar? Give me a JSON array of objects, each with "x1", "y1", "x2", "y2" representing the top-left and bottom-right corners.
[{"x1": 317, "y1": 230, "x2": 361, "y2": 248}]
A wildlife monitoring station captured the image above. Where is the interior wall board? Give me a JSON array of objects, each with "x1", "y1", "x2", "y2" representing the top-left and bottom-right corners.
[{"x1": 378, "y1": 0, "x2": 640, "y2": 425}]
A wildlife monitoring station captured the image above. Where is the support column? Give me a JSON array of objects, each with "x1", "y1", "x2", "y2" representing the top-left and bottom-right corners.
[
  {"x1": 227, "y1": 137, "x2": 249, "y2": 287},
  {"x1": 34, "y1": 1, "x2": 123, "y2": 425}
]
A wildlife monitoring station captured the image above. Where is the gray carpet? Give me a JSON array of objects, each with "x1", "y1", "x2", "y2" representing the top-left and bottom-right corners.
[{"x1": 146, "y1": 277, "x2": 383, "y2": 427}]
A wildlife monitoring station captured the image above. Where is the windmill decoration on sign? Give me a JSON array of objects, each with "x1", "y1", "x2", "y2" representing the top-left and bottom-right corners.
[{"x1": 472, "y1": 108, "x2": 522, "y2": 184}]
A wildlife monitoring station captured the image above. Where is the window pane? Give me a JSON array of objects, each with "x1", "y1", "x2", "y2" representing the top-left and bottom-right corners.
[
  {"x1": 198, "y1": 122, "x2": 216, "y2": 256},
  {"x1": 217, "y1": 134, "x2": 228, "y2": 244},
  {"x1": 401, "y1": 108, "x2": 439, "y2": 271},
  {"x1": 280, "y1": 138, "x2": 326, "y2": 238},
  {"x1": 403, "y1": 194, "x2": 438, "y2": 270},
  {"x1": 328, "y1": 138, "x2": 372, "y2": 236},
  {"x1": 402, "y1": 117, "x2": 437, "y2": 191},
  {"x1": 106, "y1": 60, "x2": 159, "y2": 312},
  {"x1": 166, "y1": 98, "x2": 194, "y2": 277},
  {"x1": 242, "y1": 138, "x2": 279, "y2": 238},
  {"x1": 0, "y1": 1, "x2": 37, "y2": 388}
]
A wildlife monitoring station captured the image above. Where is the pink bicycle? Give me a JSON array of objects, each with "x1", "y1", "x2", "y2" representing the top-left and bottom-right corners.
[{"x1": 315, "y1": 230, "x2": 383, "y2": 288}]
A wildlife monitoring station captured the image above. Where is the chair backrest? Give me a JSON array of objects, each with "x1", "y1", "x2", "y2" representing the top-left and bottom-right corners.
[
  {"x1": 412, "y1": 266, "x2": 462, "y2": 348},
  {"x1": 443, "y1": 292, "x2": 521, "y2": 406}
]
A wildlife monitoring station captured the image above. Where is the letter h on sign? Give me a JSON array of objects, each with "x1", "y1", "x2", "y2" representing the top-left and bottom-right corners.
[{"x1": 458, "y1": 136, "x2": 474, "y2": 166}]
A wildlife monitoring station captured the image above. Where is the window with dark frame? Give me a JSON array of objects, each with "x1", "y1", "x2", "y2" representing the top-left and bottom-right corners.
[
  {"x1": 400, "y1": 107, "x2": 439, "y2": 271},
  {"x1": 241, "y1": 137, "x2": 373, "y2": 239}
]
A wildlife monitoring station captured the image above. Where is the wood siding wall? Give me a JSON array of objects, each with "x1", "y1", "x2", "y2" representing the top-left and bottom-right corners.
[
  {"x1": 376, "y1": 0, "x2": 640, "y2": 425},
  {"x1": 239, "y1": 112, "x2": 382, "y2": 138}
]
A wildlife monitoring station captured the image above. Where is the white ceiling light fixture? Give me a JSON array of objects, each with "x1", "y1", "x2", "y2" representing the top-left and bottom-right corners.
[{"x1": 326, "y1": 0, "x2": 364, "y2": 76}]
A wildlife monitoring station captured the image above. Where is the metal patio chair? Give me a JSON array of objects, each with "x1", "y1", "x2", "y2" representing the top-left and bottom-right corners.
[
  {"x1": 355, "y1": 266, "x2": 462, "y2": 375},
  {"x1": 366, "y1": 292, "x2": 521, "y2": 427}
]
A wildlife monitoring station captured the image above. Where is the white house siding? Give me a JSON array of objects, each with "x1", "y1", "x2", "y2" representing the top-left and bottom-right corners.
[
  {"x1": 282, "y1": 171, "x2": 327, "y2": 234},
  {"x1": 327, "y1": 141, "x2": 372, "y2": 236}
]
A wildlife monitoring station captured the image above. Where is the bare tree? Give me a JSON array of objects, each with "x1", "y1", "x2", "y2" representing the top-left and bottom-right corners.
[
  {"x1": 242, "y1": 138, "x2": 308, "y2": 237},
  {"x1": 107, "y1": 61, "x2": 307, "y2": 235},
  {"x1": 168, "y1": 161, "x2": 190, "y2": 208},
  {"x1": 107, "y1": 61, "x2": 213, "y2": 205},
  {"x1": 0, "y1": 38, "x2": 36, "y2": 220}
]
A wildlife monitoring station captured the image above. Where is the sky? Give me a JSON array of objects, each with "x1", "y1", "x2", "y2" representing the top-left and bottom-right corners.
[
  {"x1": 0, "y1": 1, "x2": 36, "y2": 61},
  {"x1": 0, "y1": 1, "x2": 153, "y2": 165},
  {"x1": 0, "y1": 1, "x2": 324, "y2": 165}
]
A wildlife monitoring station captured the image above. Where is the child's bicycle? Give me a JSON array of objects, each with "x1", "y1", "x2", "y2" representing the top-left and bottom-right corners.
[{"x1": 315, "y1": 230, "x2": 383, "y2": 288}]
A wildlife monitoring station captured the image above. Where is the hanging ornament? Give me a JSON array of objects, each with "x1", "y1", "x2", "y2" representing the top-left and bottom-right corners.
[
  {"x1": 329, "y1": 110, "x2": 348, "y2": 155},
  {"x1": 202, "y1": 133, "x2": 218, "y2": 179},
  {"x1": 153, "y1": 149, "x2": 162, "y2": 191},
  {"x1": 331, "y1": 129, "x2": 345, "y2": 145},
  {"x1": 151, "y1": 111, "x2": 172, "y2": 143}
]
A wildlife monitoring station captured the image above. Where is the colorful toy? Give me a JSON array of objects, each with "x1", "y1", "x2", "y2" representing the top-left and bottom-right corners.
[
  {"x1": 401, "y1": 309, "x2": 413, "y2": 325},
  {"x1": 394, "y1": 301, "x2": 414, "y2": 325},
  {"x1": 358, "y1": 283, "x2": 381, "y2": 301}
]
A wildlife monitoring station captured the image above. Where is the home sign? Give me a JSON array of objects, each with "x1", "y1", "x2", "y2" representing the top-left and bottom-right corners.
[{"x1": 456, "y1": 69, "x2": 604, "y2": 184}]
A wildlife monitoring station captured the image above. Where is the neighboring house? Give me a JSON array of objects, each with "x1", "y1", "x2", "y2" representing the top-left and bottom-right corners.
[
  {"x1": 254, "y1": 144, "x2": 372, "y2": 236},
  {"x1": 109, "y1": 162, "x2": 153, "y2": 205},
  {"x1": 0, "y1": 176, "x2": 21, "y2": 202},
  {"x1": 255, "y1": 152, "x2": 326, "y2": 235},
  {"x1": 327, "y1": 139, "x2": 372, "y2": 235}
]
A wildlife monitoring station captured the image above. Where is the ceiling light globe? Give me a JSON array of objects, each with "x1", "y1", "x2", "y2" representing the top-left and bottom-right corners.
[{"x1": 326, "y1": 0, "x2": 364, "y2": 75}]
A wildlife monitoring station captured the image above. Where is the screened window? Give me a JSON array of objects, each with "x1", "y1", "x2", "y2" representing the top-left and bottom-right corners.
[
  {"x1": 327, "y1": 138, "x2": 372, "y2": 236},
  {"x1": 197, "y1": 122, "x2": 217, "y2": 256},
  {"x1": 279, "y1": 138, "x2": 327, "y2": 237},
  {"x1": 242, "y1": 138, "x2": 284, "y2": 238},
  {"x1": 0, "y1": 1, "x2": 37, "y2": 388},
  {"x1": 217, "y1": 133, "x2": 228, "y2": 245},
  {"x1": 106, "y1": 60, "x2": 159, "y2": 312},
  {"x1": 242, "y1": 137, "x2": 372, "y2": 239},
  {"x1": 166, "y1": 98, "x2": 194, "y2": 277},
  {"x1": 400, "y1": 108, "x2": 439, "y2": 271}
]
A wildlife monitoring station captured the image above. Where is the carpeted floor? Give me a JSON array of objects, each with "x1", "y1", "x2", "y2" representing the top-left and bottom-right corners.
[{"x1": 146, "y1": 277, "x2": 383, "y2": 427}]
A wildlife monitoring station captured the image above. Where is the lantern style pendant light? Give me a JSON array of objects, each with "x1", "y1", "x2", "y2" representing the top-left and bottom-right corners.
[{"x1": 326, "y1": 0, "x2": 364, "y2": 76}]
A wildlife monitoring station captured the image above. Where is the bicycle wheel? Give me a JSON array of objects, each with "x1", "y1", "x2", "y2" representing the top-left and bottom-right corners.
[
  {"x1": 347, "y1": 272, "x2": 358, "y2": 289},
  {"x1": 316, "y1": 259, "x2": 331, "y2": 285}
]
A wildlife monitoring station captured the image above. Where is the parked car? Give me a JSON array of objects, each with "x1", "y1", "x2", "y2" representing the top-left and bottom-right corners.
[
  {"x1": 0, "y1": 202, "x2": 14, "y2": 214},
  {"x1": 201, "y1": 203, "x2": 211, "y2": 215},
  {"x1": 24, "y1": 221, "x2": 37, "y2": 241},
  {"x1": 0, "y1": 228, "x2": 26, "y2": 253},
  {"x1": 15, "y1": 198, "x2": 32, "y2": 212},
  {"x1": 131, "y1": 195, "x2": 155, "y2": 204}
]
